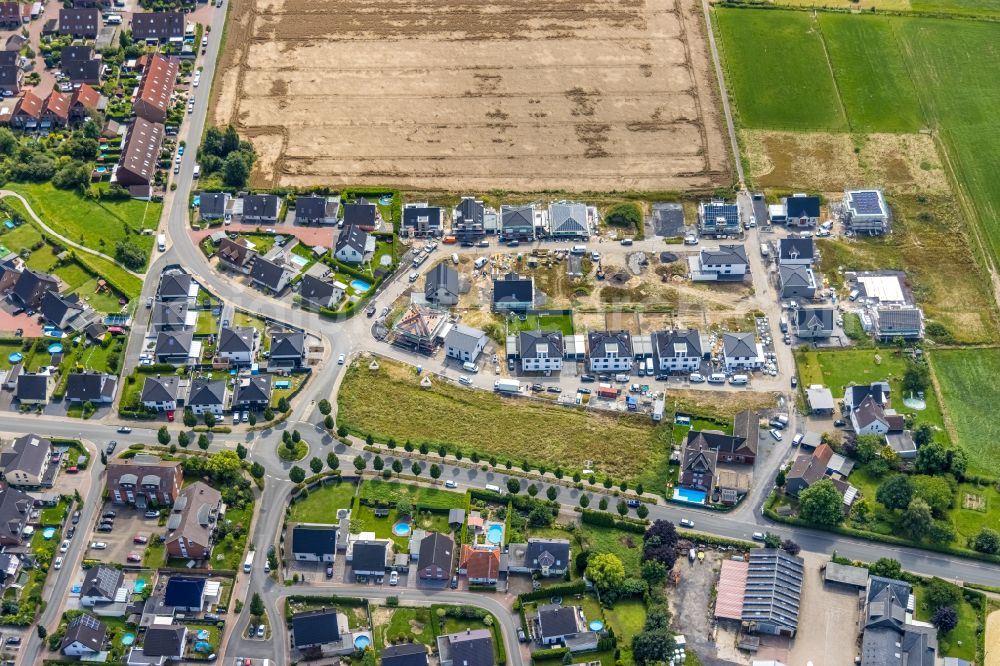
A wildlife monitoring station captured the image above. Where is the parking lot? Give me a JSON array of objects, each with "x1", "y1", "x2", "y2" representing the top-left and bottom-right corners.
[
  {"x1": 89, "y1": 503, "x2": 162, "y2": 565},
  {"x1": 786, "y1": 552, "x2": 860, "y2": 666}
]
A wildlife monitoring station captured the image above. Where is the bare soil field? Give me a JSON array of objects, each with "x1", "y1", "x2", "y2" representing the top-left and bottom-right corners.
[
  {"x1": 211, "y1": 0, "x2": 731, "y2": 191},
  {"x1": 986, "y1": 608, "x2": 1000, "y2": 666}
]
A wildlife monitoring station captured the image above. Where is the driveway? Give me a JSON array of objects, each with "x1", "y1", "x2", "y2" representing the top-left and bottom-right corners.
[{"x1": 786, "y1": 552, "x2": 860, "y2": 666}]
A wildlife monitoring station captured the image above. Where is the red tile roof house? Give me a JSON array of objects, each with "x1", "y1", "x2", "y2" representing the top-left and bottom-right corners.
[
  {"x1": 458, "y1": 545, "x2": 502, "y2": 585},
  {"x1": 132, "y1": 54, "x2": 178, "y2": 124},
  {"x1": 105, "y1": 456, "x2": 182, "y2": 508}
]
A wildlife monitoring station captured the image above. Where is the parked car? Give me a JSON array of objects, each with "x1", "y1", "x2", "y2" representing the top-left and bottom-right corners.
[
  {"x1": 144, "y1": 510, "x2": 160, "y2": 519},
  {"x1": 580, "y1": 374, "x2": 596, "y2": 383},
  {"x1": 833, "y1": 419, "x2": 846, "y2": 427},
  {"x1": 133, "y1": 535, "x2": 148, "y2": 544},
  {"x1": 66, "y1": 526, "x2": 75, "y2": 539},
  {"x1": 338, "y1": 354, "x2": 345, "y2": 364},
  {"x1": 752, "y1": 532, "x2": 766, "y2": 541},
  {"x1": 91, "y1": 542, "x2": 107, "y2": 550},
  {"x1": 71, "y1": 511, "x2": 81, "y2": 525},
  {"x1": 790, "y1": 376, "x2": 798, "y2": 388},
  {"x1": 626, "y1": 499, "x2": 641, "y2": 508},
  {"x1": 117, "y1": 426, "x2": 132, "y2": 434},
  {"x1": 325, "y1": 565, "x2": 333, "y2": 578},
  {"x1": 54, "y1": 557, "x2": 63, "y2": 569},
  {"x1": 679, "y1": 518, "x2": 695, "y2": 528},
  {"x1": 102, "y1": 510, "x2": 116, "y2": 519},
  {"x1": 241, "y1": 411, "x2": 249, "y2": 423},
  {"x1": 689, "y1": 372, "x2": 705, "y2": 383},
  {"x1": 444, "y1": 480, "x2": 458, "y2": 489},
  {"x1": 578, "y1": 387, "x2": 592, "y2": 395},
  {"x1": 450, "y1": 575, "x2": 458, "y2": 589},
  {"x1": 127, "y1": 552, "x2": 142, "y2": 563},
  {"x1": 546, "y1": 386, "x2": 561, "y2": 394},
  {"x1": 517, "y1": 628, "x2": 527, "y2": 642},
  {"x1": 256, "y1": 625, "x2": 265, "y2": 638},
  {"x1": 769, "y1": 429, "x2": 783, "y2": 441},
  {"x1": 166, "y1": 410, "x2": 175, "y2": 422},
  {"x1": 59, "y1": 540, "x2": 70, "y2": 553},
  {"x1": 97, "y1": 523, "x2": 113, "y2": 532},
  {"x1": 389, "y1": 571, "x2": 399, "y2": 586},
  {"x1": 106, "y1": 441, "x2": 117, "y2": 454}
]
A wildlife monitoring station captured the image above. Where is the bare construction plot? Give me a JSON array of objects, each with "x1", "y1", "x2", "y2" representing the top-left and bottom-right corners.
[{"x1": 210, "y1": 0, "x2": 731, "y2": 191}]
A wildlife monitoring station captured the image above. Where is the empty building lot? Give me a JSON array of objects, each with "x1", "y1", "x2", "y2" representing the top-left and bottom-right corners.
[{"x1": 210, "y1": 0, "x2": 731, "y2": 190}]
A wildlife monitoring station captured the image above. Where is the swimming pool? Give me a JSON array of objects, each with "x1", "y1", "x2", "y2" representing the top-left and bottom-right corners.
[
  {"x1": 8, "y1": 352, "x2": 21, "y2": 363},
  {"x1": 350, "y1": 279, "x2": 371, "y2": 293},
  {"x1": 121, "y1": 633, "x2": 135, "y2": 646},
  {"x1": 94, "y1": 166, "x2": 107, "y2": 174},
  {"x1": 392, "y1": 521, "x2": 411, "y2": 537},
  {"x1": 378, "y1": 195, "x2": 393, "y2": 205},
  {"x1": 48, "y1": 343, "x2": 63, "y2": 354},
  {"x1": 354, "y1": 635, "x2": 371, "y2": 650},
  {"x1": 672, "y1": 487, "x2": 707, "y2": 505},
  {"x1": 589, "y1": 620, "x2": 605, "y2": 632},
  {"x1": 486, "y1": 523, "x2": 504, "y2": 545},
  {"x1": 290, "y1": 254, "x2": 309, "y2": 267},
  {"x1": 134, "y1": 579, "x2": 146, "y2": 593},
  {"x1": 42, "y1": 527, "x2": 56, "y2": 539}
]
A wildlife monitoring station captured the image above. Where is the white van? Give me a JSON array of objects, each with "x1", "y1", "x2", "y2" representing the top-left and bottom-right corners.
[
  {"x1": 484, "y1": 484, "x2": 501, "y2": 493},
  {"x1": 452, "y1": 253, "x2": 460, "y2": 265},
  {"x1": 707, "y1": 373, "x2": 726, "y2": 384},
  {"x1": 408, "y1": 272, "x2": 418, "y2": 283},
  {"x1": 614, "y1": 373, "x2": 629, "y2": 383},
  {"x1": 848, "y1": 289, "x2": 860, "y2": 301},
  {"x1": 462, "y1": 361, "x2": 479, "y2": 373},
  {"x1": 459, "y1": 375, "x2": 472, "y2": 386},
  {"x1": 474, "y1": 257, "x2": 488, "y2": 270},
  {"x1": 193, "y1": 165, "x2": 201, "y2": 178},
  {"x1": 729, "y1": 374, "x2": 748, "y2": 386},
  {"x1": 760, "y1": 243, "x2": 769, "y2": 257},
  {"x1": 571, "y1": 245, "x2": 587, "y2": 255}
]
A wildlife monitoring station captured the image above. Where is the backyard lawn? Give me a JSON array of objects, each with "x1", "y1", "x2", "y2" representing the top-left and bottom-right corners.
[
  {"x1": 929, "y1": 348, "x2": 1000, "y2": 476},
  {"x1": 289, "y1": 480, "x2": 358, "y2": 523},
  {"x1": 352, "y1": 504, "x2": 410, "y2": 552},
  {"x1": 505, "y1": 311, "x2": 575, "y2": 336},
  {"x1": 196, "y1": 310, "x2": 218, "y2": 336},
  {"x1": 913, "y1": 582, "x2": 979, "y2": 661},
  {"x1": 338, "y1": 357, "x2": 674, "y2": 488},
  {"x1": 213, "y1": 502, "x2": 253, "y2": 570},
  {"x1": 360, "y1": 480, "x2": 465, "y2": 510},
  {"x1": 374, "y1": 607, "x2": 435, "y2": 650}
]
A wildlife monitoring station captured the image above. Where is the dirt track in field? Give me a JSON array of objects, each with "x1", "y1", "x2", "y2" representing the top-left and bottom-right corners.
[{"x1": 210, "y1": 0, "x2": 731, "y2": 191}]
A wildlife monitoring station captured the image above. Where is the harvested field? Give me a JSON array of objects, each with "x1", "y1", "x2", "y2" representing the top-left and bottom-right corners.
[
  {"x1": 988, "y1": 608, "x2": 1000, "y2": 666},
  {"x1": 211, "y1": 0, "x2": 730, "y2": 191}
]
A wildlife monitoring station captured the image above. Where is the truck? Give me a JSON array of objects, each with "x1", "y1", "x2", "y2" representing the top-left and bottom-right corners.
[
  {"x1": 243, "y1": 551, "x2": 254, "y2": 573},
  {"x1": 494, "y1": 379, "x2": 520, "y2": 394},
  {"x1": 626, "y1": 396, "x2": 637, "y2": 411},
  {"x1": 157, "y1": 233, "x2": 166, "y2": 251},
  {"x1": 779, "y1": 316, "x2": 788, "y2": 333},
  {"x1": 597, "y1": 384, "x2": 619, "y2": 399}
]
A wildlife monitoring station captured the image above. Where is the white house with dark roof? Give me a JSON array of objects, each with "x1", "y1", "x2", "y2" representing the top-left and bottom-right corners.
[
  {"x1": 778, "y1": 237, "x2": 815, "y2": 266},
  {"x1": 151, "y1": 300, "x2": 193, "y2": 331},
  {"x1": 140, "y1": 375, "x2": 180, "y2": 411},
  {"x1": 334, "y1": 226, "x2": 374, "y2": 264},
  {"x1": 492, "y1": 273, "x2": 534, "y2": 312},
  {"x1": 232, "y1": 375, "x2": 272, "y2": 411},
  {"x1": 500, "y1": 204, "x2": 536, "y2": 242},
  {"x1": 186, "y1": 378, "x2": 227, "y2": 416},
  {"x1": 217, "y1": 326, "x2": 257, "y2": 366},
  {"x1": 547, "y1": 201, "x2": 589, "y2": 237},
  {"x1": 425, "y1": 262, "x2": 460, "y2": 306},
  {"x1": 80, "y1": 565, "x2": 125, "y2": 607},
  {"x1": 778, "y1": 265, "x2": 818, "y2": 300},
  {"x1": 507, "y1": 538, "x2": 570, "y2": 577},
  {"x1": 241, "y1": 194, "x2": 281, "y2": 222},
  {"x1": 0, "y1": 433, "x2": 52, "y2": 487},
  {"x1": 403, "y1": 204, "x2": 444, "y2": 238},
  {"x1": 157, "y1": 272, "x2": 194, "y2": 301},
  {"x1": 652, "y1": 329, "x2": 702, "y2": 372},
  {"x1": 723, "y1": 332, "x2": 763, "y2": 372},
  {"x1": 61, "y1": 614, "x2": 107, "y2": 656},
  {"x1": 842, "y1": 189, "x2": 890, "y2": 235},
  {"x1": 199, "y1": 192, "x2": 231, "y2": 221},
  {"x1": 270, "y1": 330, "x2": 305, "y2": 367},
  {"x1": 154, "y1": 330, "x2": 195, "y2": 364},
  {"x1": 851, "y1": 395, "x2": 890, "y2": 436},
  {"x1": 587, "y1": 330, "x2": 632, "y2": 372},
  {"x1": 298, "y1": 274, "x2": 341, "y2": 309},
  {"x1": 295, "y1": 194, "x2": 339, "y2": 224},
  {"x1": 692, "y1": 245, "x2": 748, "y2": 281},
  {"x1": 343, "y1": 201, "x2": 378, "y2": 230},
  {"x1": 795, "y1": 308, "x2": 834, "y2": 339},
  {"x1": 783, "y1": 194, "x2": 821, "y2": 228},
  {"x1": 15, "y1": 373, "x2": 50, "y2": 405},
  {"x1": 444, "y1": 324, "x2": 488, "y2": 363},
  {"x1": 250, "y1": 256, "x2": 293, "y2": 294},
  {"x1": 517, "y1": 331, "x2": 563, "y2": 372},
  {"x1": 64, "y1": 372, "x2": 117, "y2": 404},
  {"x1": 292, "y1": 524, "x2": 338, "y2": 562}
]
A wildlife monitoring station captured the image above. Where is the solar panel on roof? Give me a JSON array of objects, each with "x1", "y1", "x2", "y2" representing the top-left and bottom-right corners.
[{"x1": 850, "y1": 191, "x2": 884, "y2": 215}]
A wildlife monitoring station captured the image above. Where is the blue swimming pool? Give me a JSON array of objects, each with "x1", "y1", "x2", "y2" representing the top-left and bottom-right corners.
[
  {"x1": 42, "y1": 527, "x2": 56, "y2": 539},
  {"x1": 350, "y1": 279, "x2": 371, "y2": 293},
  {"x1": 290, "y1": 254, "x2": 309, "y2": 267},
  {"x1": 48, "y1": 343, "x2": 63, "y2": 354},
  {"x1": 94, "y1": 166, "x2": 107, "y2": 173},
  {"x1": 354, "y1": 635, "x2": 371, "y2": 650},
  {"x1": 486, "y1": 523, "x2": 503, "y2": 545},
  {"x1": 134, "y1": 579, "x2": 146, "y2": 593},
  {"x1": 589, "y1": 620, "x2": 605, "y2": 632},
  {"x1": 392, "y1": 521, "x2": 411, "y2": 537},
  {"x1": 121, "y1": 633, "x2": 135, "y2": 646},
  {"x1": 673, "y1": 488, "x2": 707, "y2": 505},
  {"x1": 8, "y1": 352, "x2": 21, "y2": 363}
]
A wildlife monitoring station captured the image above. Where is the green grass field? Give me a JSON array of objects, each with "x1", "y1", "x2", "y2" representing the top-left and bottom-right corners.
[
  {"x1": 289, "y1": 480, "x2": 357, "y2": 523},
  {"x1": 359, "y1": 480, "x2": 465, "y2": 510},
  {"x1": 913, "y1": 581, "x2": 978, "y2": 661},
  {"x1": 338, "y1": 358, "x2": 673, "y2": 488},
  {"x1": 929, "y1": 348, "x2": 1000, "y2": 476},
  {"x1": 375, "y1": 607, "x2": 435, "y2": 650},
  {"x1": 506, "y1": 312, "x2": 575, "y2": 336}
]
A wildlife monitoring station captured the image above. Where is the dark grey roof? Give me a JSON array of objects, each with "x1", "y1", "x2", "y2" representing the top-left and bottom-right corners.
[
  {"x1": 492, "y1": 272, "x2": 533, "y2": 305},
  {"x1": 64, "y1": 372, "x2": 116, "y2": 403},
  {"x1": 525, "y1": 538, "x2": 569, "y2": 570},
  {"x1": 130, "y1": 11, "x2": 184, "y2": 40},
  {"x1": 518, "y1": 330, "x2": 563, "y2": 358},
  {"x1": 1, "y1": 433, "x2": 51, "y2": 476},
  {"x1": 860, "y1": 576, "x2": 936, "y2": 666},
  {"x1": 741, "y1": 549, "x2": 804, "y2": 632},
  {"x1": 218, "y1": 326, "x2": 255, "y2": 354},
  {"x1": 455, "y1": 197, "x2": 485, "y2": 227},
  {"x1": 242, "y1": 194, "x2": 280, "y2": 219},
  {"x1": 700, "y1": 244, "x2": 748, "y2": 265},
  {"x1": 778, "y1": 237, "x2": 815, "y2": 262},
  {"x1": 58, "y1": 8, "x2": 100, "y2": 37},
  {"x1": 796, "y1": 308, "x2": 834, "y2": 333},
  {"x1": 686, "y1": 429, "x2": 752, "y2": 459},
  {"x1": 63, "y1": 57, "x2": 102, "y2": 84},
  {"x1": 157, "y1": 272, "x2": 192, "y2": 299},
  {"x1": 152, "y1": 300, "x2": 189, "y2": 327},
  {"x1": 154, "y1": 330, "x2": 193, "y2": 357},
  {"x1": 381, "y1": 642, "x2": 429, "y2": 666},
  {"x1": 352, "y1": 540, "x2": 388, "y2": 572},
  {"x1": 549, "y1": 202, "x2": 588, "y2": 234},
  {"x1": 142, "y1": 625, "x2": 185, "y2": 657},
  {"x1": 41, "y1": 291, "x2": 83, "y2": 328},
  {"x1": 417, "y1": 532, "x2": 453, "y2": 574},
  {"x1": 187, "y1": 378, "x2": 226, "y2": 407},
  {"x1": 299, "y1": 274, "x2": 336, "y2": 305},
  {"x1": 217, "y1": 237, "x2": 255, "y2": 266},
  {"x1": 442, "y1": 629, "x2": 494, "y2": 666},
  {"x1": 786, "y1": 195, "x2": 821, "y2": 219},
  {"x1": 163, "y1": 576, "x2": 205, "y2": 608},
  {"x1": 232, "y1": 374, "x2": 271, "y2": 404},
  {"x1": 343, "y1": 202, "x2": 376, "y2": 226},
  {"x1": 587, "y1": 330, "x2": 632, "y2": 359},
  {"x1": 15, "y1": 374, "x2": 47, "y2": 401},
  {"x1": 61, "y1": 613, "x2": 106, "y2": 654},
  {"x1": 0, "y1": 484, "x2": 31, "y2": 541},
  {"x1": 12, "y1": 269, "x2": 59, "y2": 308},
  {"x1": 846, "y1": 383, "x2": 889, "y2": 410},
  {"x1": 336, "y1": 225, "x2": 370, "y2": 256},
  {"x1": 403, "y1": 206, "x2": 443, "y2": 230},
  {"x1": 250, "y1": 256, "x2": 289, "y2": 290},
  {"x1": 723, "y1": 332, "x2": 757, "y2": 358},
  {"x1": 877, "y1": 308, "x2": 922, "y2": 334},
  {"x1": 295, "y1": 195, "x2": 334, "y2": 220},
  {"x1": 81, "y1": 565, "x2": 123, "y2": 600},
  {"x1": 444, "y1": 325, "x2": 485, "y2": 357},
  {"x1": 853, "y1": 395, "x2": 887, "y2": 429},
  {"x1": 199, "y1": 192, "x2": 228, "y2": 217},
  {"x1": 292, "y1": 610, "x2": 341, "y2": 648},
  {"x1": 0, "y1": 50, "x2": 18, "y2": 88},
  {"x1": 501, "y1": 205, "x2": 533, "y2": 230},
  {"x1": 652, "y1": 329, "x2": 701, "y2": 359},
  {"x1": 537, "y1": 603, "x2": 578, "y2": 639},
  {"x1": 779, "y1": 265, "x2": 815, "y2": 288},
  {"x1": 271, "y1": 331, "x2": 304, "y2": 358},
  {"x1": 140, "y1": 375, "x2": 179, "y2": 403},
  {"x1": 424, "y1": 263, "x2": 459, "y2": 301},
  {"x1": 292, "y1": 525, "x2": 338, "y2": 557}
]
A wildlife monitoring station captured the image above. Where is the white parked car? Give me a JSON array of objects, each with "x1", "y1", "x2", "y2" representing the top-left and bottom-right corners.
[
  {"x1": 54, "y1": 556, "x2": 63, "y2": 569},
  {"x1": 688, "y1": 372, "x2": 704, "y2": 383},
  {"x1": 444, "y1": 480, "x2": 458, "y2": 489},
  {"x1": 338, "y1": 354, "x2": 345, "y2": 364},
  {"x1": 193, "y1": 73, "x2": 201, "y2": 87},
  {"x1": 59, "y1": 540, "x2": 70, "y2": 553},
  {"x1": 679, "y1": 518, "x2": 694, "y2": 528},
  {"x1": 769, "y1": 429, "x2": 783, "y2": 441},
  {"x1": 91, "y1": 542, "x2": 107, "y2": 550},
  {"x1": 389, "y1": 571, "x2": 399, "y2": 586}
]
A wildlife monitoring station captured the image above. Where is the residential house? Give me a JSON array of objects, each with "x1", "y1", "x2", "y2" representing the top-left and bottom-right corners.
[
  {"x1": 0, "y1": 484, "x2": 31, "y2": 545},
  {"x1": 843, "y1": 382, "x2": 891, "y2": 413},
  {"x1": 231, "y1": 374, "x2": 272, "y2": 411},
  {"x1": 652, "y1": 329, "x2": 702, "y2": 373},
  {"x1": 722, "y1": 332, "x2": 763, "y2": 372},
  {"x1": 851, "y1": 395, "x2": 890, "y2": 435},
  {"x1": 291, "y1": 610, "x2": 342, "y2": 652},
  {"x1": 778, "y1": 265, "x2": 818, "y2": 300},
  {"x1": 741, "y1": 549, "x2": 804, "y2": 637},
  {"x1": 15, "y1": 373, "x2": 49, "y2": 405},
  {"x1": 106, "y1": 456, "x2": 182, "y2": 506},
  {"x1": 786, "y1": 444, "x2": 833, "y2": 497},
  {"x1": 783, "y1": 194, "x2": 821, "y2": 228},
  {"x1": 0, "y1": 50, "x2": 20, "y2": 95},
  {"x1": 500, "y1": 204, "x2": 535, "y2": 242},
  {"x1": 298, "y1": 274, "x2": 340, "y2": 309},
  {"x1": 492, "y1": 272, "x2": 534, "y2": 312},
  {"x1": 80, "y1": 565, "x2": 125, "y2": 608},
  {"x1": 459, "y1": 545, "x2": 501, "y2": 585},
  {"x1": 0, "y1": 433, "x2": 51, "y2": 487},
  {"x1": 11, "y1": 268, "x2": 59, "y2": 309},
  {"x1": 382, "y1": 643, "x2": 429, "y2": 666},
  {"x1": 588, "y1": 330, "x2": 632, "y2": 372},
  {"x1": 59, "y1": 8, "x2": 100, "y2": 38},
  {"x1": 250, "y1": 256, "x2": 293, "y2": 293},
  {"x1": 294, "y1": 195, "x2": 339, "y2": 224},
  {"x1": 0, "y1": 3, "x2": 19, "y2": 30},
  {"x1": 860, "y1": 576, "x2": 937, "y2": 666},
  {"x1": 507, "y1": 538, "x2": 570, "y2": 577},
  {"x1": 0, "y1": 553, "x2": 19, "y2": 585},
  {"x1": 69, "y1": 84, "x2": 102, "y2": 121},
  {"x1": 157, "y1": 272, "x2": 193, "y2": 301},
  {"x1": 795, "y1": 308, "x2": 834, "y2": 339},
  {"x1": 270, "y1": 331, "x2": 305, "y2": 367},
  {"x1": 548, "y1": 201, "x2": 589, "y2": 237},
  {"x1": 138, "y1": 624, "x2": 187, "y2": 661},
  {"x1": 698, "y1": 200, "x2": 740, "y2": 236},
  {"x1": 199, "y1": 192, "x2": 231, "y2": 221},
  {"x1": 185, "y1": 379, "x2": 227, "y2": 416},
  {"x1": 437, "y1": 629, "x2": 495, "y2": 666},
  {"x1": 130, "y1": 11, "x2": 184, "y2": 42},
  {"x1": 416, "y1": 531, "x2": 453, "y2": 583},
  {"x1": 679, "y1": 443, "x2": 716, "y2": 494},
  {"x1": 61, "y1": 45, "x2": 102, "y2": 84},
  {"x1": 165, "y1": 482, "x2": 222, "y2": 560},
  {"x1": 10, "y1": 90, "x2": 44, "y2": 129},
  {"x1": 518, "y1": 331, "x2": 563, "y2": 372},
  {"x1": 61, "y1": 614, "x2": 107, "y2": 657},
  {"x1": 444, "y1": 324, "x2": 488, "y2": 363},
  {"x1": 777, "y1": 238, "x2": 815, "y2": 266},
  {"x1": 875, "y1": 307, "x2": 923, "y2": 341},
  {"x1": 132, "y1": 54, "x2": 177, "y2": 124},
  {"x1": 115, "y1": 117, "x2": 163, "y2": 187},
  {"x1": 343, "y1": 202, "x2": 377, "y2": 230},
  {"x1": 242, "y1": 194, "x2": 281, "y2": 222},
  {"x1": 65, "y1": 372, "x2": 118, "y2": 405},
  {"x1": 842, "y1": 190, "x2": 890, "y2": 235},
  {"x1": 217, "y1": 237, "x2": 256, "y2": 272},
  {"x1": 140, "y1": 375, "x2": 180, "y2": 411},
  {"x1": 687, "y1": 429, "x2": 755, "y2": 465},
  {"x1": 333, "y1": 225, "x2": 374, "y2": 264},
  {"x1": 153, "y1": 330, "x2": 194, "y2": 364},
  {"x1": 402, "y1": 204, "x2": 443, "y2": 237},
  {"x1": 452, "y1": 196, "x2": 488, "y2": 242},
  {"x1": 392, "y1": 304, "x2": 448, "y2": 353},
  {"x1": 693, "y1": 245, "x2": 748, "y2": 281},
  {"x1": 217, "y1": 326, "x2": 257, "y2": 365},
  {"x1": 163, "y1": 576, "x2": 206, "y2": 612},
  {"x1": 350, "y1": 539, "x2": 390, "y2": 577},
  {"x1": 152, "y1": 300, "x2": 190, "y2": 331},
  {"x1": 292, "y1": 525, "x2": 338, "y2": 562},
  {"x1": 424, "y1": 262, "x2": 460, "y2": 306},
  {"x1": 535, "y1": 604, "x2": 598, "y2": 652}
]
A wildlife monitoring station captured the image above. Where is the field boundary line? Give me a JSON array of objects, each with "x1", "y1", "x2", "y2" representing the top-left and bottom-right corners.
[
  {"x1": 701, "y1": 0, "x2": 744, "y2": 186},
  {"x1": 811, "y1": 10, "x2": 850, "y2": 131},
  {"x1": 925, "y1": 350, "x2": 960, "y2": 456}
]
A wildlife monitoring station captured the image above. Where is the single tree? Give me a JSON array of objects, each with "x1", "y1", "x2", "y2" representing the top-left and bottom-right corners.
[
  {"x1": 876, "y1": 474, "x2": 914, "y2": 511},
  {"x1": 429, "y1": 464, "x2": 441, "y2": 479},
  {"x1": 178, "y1": 431, "x2": 190, "y2": 448},
  {"x1": 586, "y1": 553, "x2": 626, "y2": 598},
  {"x1": 547, "y1": 486, "x2": 558, "y2": 501},
  {"x1": 277, "y1": 397, "x2": 290, "y2": 412},
  {"x1": 781, "y1": 539, "x2": 801, "y2": 556},
  {"x1": 799, "y1": 479, "x2": 845, "y2": 526},
  {"x1": 157, "y1": 426, "x2": 170, "y2": 445},
  {"x1": 324, "y1": 415, "x2": 335, "y2": 430},
  {"x1": 598, "y1": 497, "x2": 608, "y2": 511},
  {"x1": 899, "y1": 497, "x2": 934, "y2": 540},
  {"x1": 506, "y1": 478, "x2": 520, "y2": 493},
  {"x1": 869, "y1": 558, "x2": 902, "y2": 580},
  {"x1": 289, "y1": 466, "x2": 305, "y2": 483},
  {"x1": 617, "y1": 499, "x2": 629, "y2": 516},
  {"x1": 248, "y1": 413, "x2": 257, "y2": 426},
  {"x1": 310, "y1": 457, "x2": 323, "y2": 474},
  {"x1": 318, "y1": 399, "x2": 332, "y2": 415},
  {"x1": 642, "y1": 520, "x2": 679, "y2": 570},
  {"x1": 183, "y1": 409, "x2": 197, "y2": 427},
  {"x1": 931, "y1": 606, "x2": 958, "y2": 634},
  {"x1": 197, "y1": 434, "x2": 210, "y2": 450},
  {"x1": 326, "y1": 452, "x2": 339, "y2": 471},
  {"x1": 974, "y1": 527, "x2": 1000, "y2": 554},
  {"x1": 579, "y1": 494, "x2": 590, "y2": 508},
  {"x1": 263, "y1": 407, "x2": 274, "y2": 421},
  {"x1": 249, "y1": 592, "x2": 264, "y2": 616},
  {"x1": 373, "y1": 455, "x2": 384, "y2": 471},
  {"x1": 292, "y1": 430, "x2": 301, "y2": 443},
  {"x1": 235, "y1": 442, "x2": 247, "y2": 459},
  {"x1": 37, "y1": 625, "x2": 47, "y2": 640},
  {"x1": 763, "y1": 532, "x2": 782, "y2": 549},
  {"x1": 527, "y1": 484, "x2": 538, "y2": 497},
  {"x1": 636, "y1": 504, "x2": 649, "y2": 519},
  {"x1": 411, "y1": 462, "x2": 421, "y2": 476},
  {"x1": 204, "y1": 412, "x2": 216, "y2": 428},
  {"x1": 391, "y1": 459, "x2": 403, "y2": 474},
  {"x1": 353, "y1": 455, "x2": 366, "y2": 471},
  {"x1": 250, "y1": 462, "x2": 265, "y2": 478}
]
